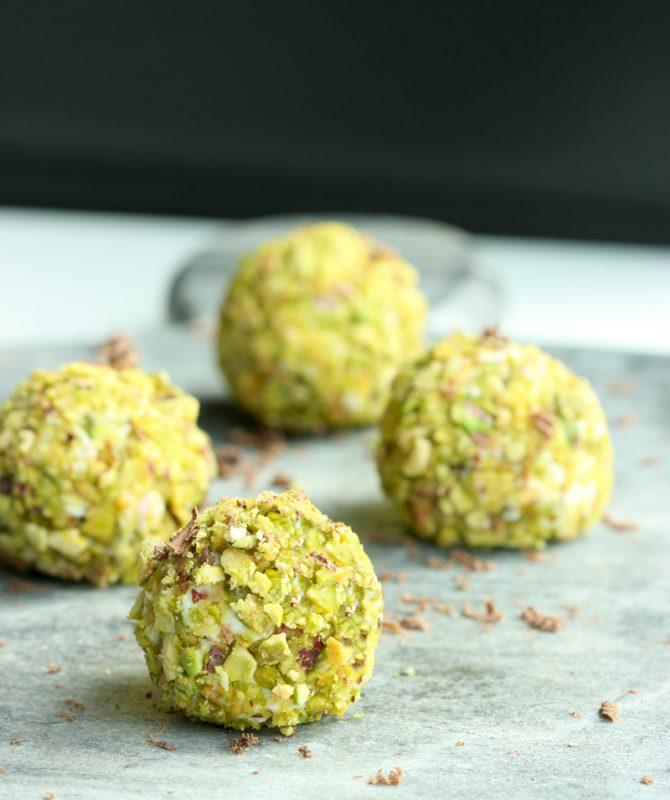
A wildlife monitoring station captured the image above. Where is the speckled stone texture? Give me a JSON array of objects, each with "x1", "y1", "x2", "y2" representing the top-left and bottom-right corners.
[{"x1": 0, "y1": 333, "x2": 668, "y2": 799}]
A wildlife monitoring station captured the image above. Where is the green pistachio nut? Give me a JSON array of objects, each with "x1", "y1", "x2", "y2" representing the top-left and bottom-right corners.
[
  {"x1": 376, "y1": 331, "x2": 613, "y2": 549},
  {"x1": 217, "y1": 222, "x2": 427, "y2": 431}
]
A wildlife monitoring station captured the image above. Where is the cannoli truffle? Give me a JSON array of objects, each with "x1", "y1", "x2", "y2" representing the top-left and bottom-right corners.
[
  {"x1": 217, "y1": 222, "x2": 426, "y2": 431},
  {"x1": 376, "y1": 330, "x2": 613, "y2": 549},
  {"x1": 131, "y1": 490, "x2": 383, "y2": 732},
  {"x1": 0, "y1": 361, "x2": 214, "y2": 584}
]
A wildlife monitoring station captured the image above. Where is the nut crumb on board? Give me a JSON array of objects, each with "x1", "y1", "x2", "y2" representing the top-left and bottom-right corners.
[
  {"x1": 599, "y1": 700, "x2": 620, "y2": 722},
  {"x1": 369, "y1": 767, "x2": 404, "y2": 785},
  {"x1": 640, "y1": 776, "x2": 654, "y2": 785},
  {"x1": 47, "y1": 662, "x2": 61, "y2": 674},
  {"x1": 297, "y1": 745, "x2": 312, "y2": 759},
  {"x1": 520, "y1": 606, "x2": 565, "y2": 632}
]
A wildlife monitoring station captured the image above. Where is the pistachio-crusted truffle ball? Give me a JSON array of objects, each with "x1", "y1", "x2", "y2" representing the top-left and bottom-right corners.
[
  {"x1": 217, "y1": 222, "x2": 427, "y2": 431},
  {"x1": 131, "y1": 490, "x2": 383, "y2": 733},
  {"x1": 377, "y1": 330, "x2": 613, "y2": 549},
  {"x1": 0, "y1": 362, "x2": 215, "y2": 585}
]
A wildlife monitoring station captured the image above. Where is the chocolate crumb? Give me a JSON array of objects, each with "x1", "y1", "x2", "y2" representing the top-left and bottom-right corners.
[
  {"x1": 520, "y1": 606, "x2": 565, "y2": 632},
  {"x1": 169, "y1": 507, "x2": 199, "y2": 554},
  {"x1": 607, "y1": 379, "x2": 635, "y2": 396},
  {"x1": 425, "y1": 555, "x2": 453, "y2": 570},
  {"x1": 601, "y1": 514, "x2": 637, "y2": 533},
  {"x1": 522, "y1": 550, "x2": 556, "y2": 564},
  {"x1": 462, "y1": 599, "x2": 502, "y2": 624},
  {"x1": 47, "y1": 662, "x2": 61, "y2": 674},
  {"x1": 215, "y1": 445, "x2": 243, "y2": 479},
  {"x1": 613, "y1": 413, "x2": 637, "y2": 429},
  {"x1": 599, "y1": 700, "x2": 620, "y2": 722},
  {"x1": 369, "y1": 767, "x2": 404, "y2": 786},
  {"x1": 98, "y1": 334, "x2": 139, "y2": 369},
  {"x1": 454, "y1": 574, "x2": 471, "y2": 590},
  {"x1": 531, "y1": 410, "x2": 556, "y2": 440},
  {"x1": 560, "y1": 604, "x2": 582, "y2": 620},
  {"x1": 230, "y1": 733, "x2": 259, "y2": 755},
  {"x1": 64, "y1": 697, "x2": 85, "y2": 712},
  {"x1": 641, "y1": 776, "x2": 654, "y2": 785},
  {"x1": 400, "y1": 615, "x2": 430, "y2": 631},
  {"x1": 5, "y1": 579, "x2": 44, "y2": 594},
  {"x1": 297, "y1": 745, "x2": 312, "y2": 759},
  {"x1": 272, "y1": 472, "x2": 294, "y2": 489},
  {"x1": 452, "y1": 550, "x2": 495, "y2": 572},
  {"x1": 146, "y1": 727, "x2": 177, "y2": 751}
]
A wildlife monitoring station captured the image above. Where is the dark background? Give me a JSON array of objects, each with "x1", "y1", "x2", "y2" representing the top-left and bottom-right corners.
[{"x1": 1, "y1": 2, "x2": 669, "y2": 243}]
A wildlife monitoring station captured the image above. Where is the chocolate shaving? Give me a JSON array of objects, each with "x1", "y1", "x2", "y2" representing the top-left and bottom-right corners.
[
  {"x1": 531, "y1": 410, "x2": 556, "y2": 440},
  {"x1": 98, "y1": 334, "x2": 139, "y2": 369},
  {"x1": 400, "y1": 615, "x2": 430, "y2": 631},
  {"x1": 298, "y1": 637, "x2": 325, "y2": 669},
  {"x1": 200, "y1": 545, "x2": 214, "y2": 565},
  {"x1": 520, "y1": 606, "x2": 565, "y2": 632},
  {"x1": 452, "y1": 550, "x2": 495, "y2": 572},
  {"x1": 454, "y1": 574, "x2": 471, "y2": 590},
  {"x1": 230, "y1": 732, "x2": 259, "y2": 755},
  {"x1": 272, "y1": 472, "x2": 294, "y2": 489},
  {"x1": 462, "y1": 599, "x2": 503, "y2": 624},
  {"x1": 425, "y1": 555, "x2": 453, "y2": 570},
  {"x1": 5, "y1": 579, "x2": 44, "y2": 594},
  {"x1": 169, "y1": 508, "x2": 199, "y2": 554},
  {"x1": 480, "y1": 325, "x2": 507, "y2": 347},
  {"x1": 55, "y1": 710, "x2": 76, "y2": 721},
  {"x1": 297, "y1": 745, "x2": 312, "y2": 759},
  {"x1": 64, "y1": 697, "x2": 85, "y2": 712},
  {"x1": 146, "y1": 727, "x2": 177, "y2": 751},
  {"x1": 369, "y1": 767, "x2": 404, "y2": 785},
  {"x1": 607, "y1": 379, "x2": 635, "y2": 396},
  {"x1": 310, "y1": 551, "x2": 337, "y2": 572},
  {"x1": 215, "y1": 445, "x2": 243, "y2": 479},
  {"x1": 153, "y1": 543, "x2": 169, "y2": 561},
  {"x1": 613, "y1": 413, "x2": 637, "y2": 429},
  {"x1": 601, "y1": 514, "x2": 637, "y2": 533},
  {"x1": 206, "y1": 645, "x2": 229, "y2": 673},
  {"x1": 522, "y1": 550, "x2": 556, "y2": 564},
  {"x1": 599, "y1": 700, "x2": 620, "y2": 722}
]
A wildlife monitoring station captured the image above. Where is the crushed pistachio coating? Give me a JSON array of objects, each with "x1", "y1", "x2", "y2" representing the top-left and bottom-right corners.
[
  {"x1": 0, "y1": 362, "x2": 215, "y2": 585},
  {"x1": 217, "y1": 222, "x2": 427, "y2": 431},
  {"x1": 377, "y1": 331, "x2": 613, "y2": 549},
  {"x1": 131, "y1": 490, "x2": 383, "y2": 732}
]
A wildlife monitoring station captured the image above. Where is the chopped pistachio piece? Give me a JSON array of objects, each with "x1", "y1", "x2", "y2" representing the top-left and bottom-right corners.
[
  {"x1": 217, "y1": 222, "x2": 427, "y2": 431},
  {"x1": 377, "y1": 331, "x2": 613, "y2": 549}
]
